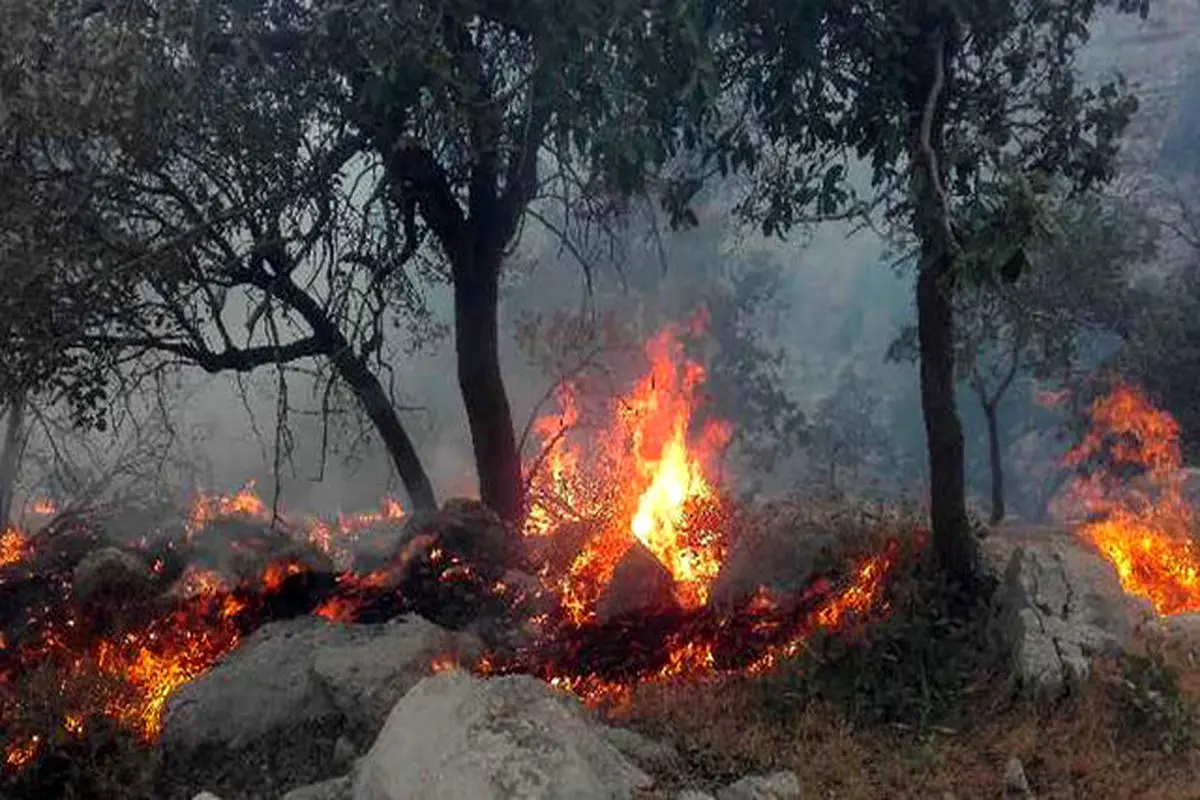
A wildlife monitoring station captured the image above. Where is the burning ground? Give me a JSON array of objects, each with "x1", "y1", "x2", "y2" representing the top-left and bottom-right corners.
[
  {"x1": 3, "y1": 322, "x2": 1200, "y2": 797},
  {"x1": 0, "y1": 318, "x2": 904, "y2": 783}
]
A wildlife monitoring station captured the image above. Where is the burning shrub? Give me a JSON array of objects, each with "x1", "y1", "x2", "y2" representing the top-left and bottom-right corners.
[{"x1": 0, "y1": 663, "x2": 159, "y2": 800}]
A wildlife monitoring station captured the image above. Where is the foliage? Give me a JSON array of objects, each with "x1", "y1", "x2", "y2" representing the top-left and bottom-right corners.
[
  {"x1": 0, "y1": 665, "x2": 159, "y2": 800},
  {"x1": 700, "y1": 252, "x2": 808, "y2": 474},
  {"x1": 805, "y1": 367, "x2": 893, "y2": 493}
]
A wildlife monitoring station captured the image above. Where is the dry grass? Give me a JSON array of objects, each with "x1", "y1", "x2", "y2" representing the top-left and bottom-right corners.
[
  {"x1": 609, "y1": 592, "x2": 1200, "y2": 799},
  {"x1": 610, "y1": 652, "x2": 1200, "y2": 799}
]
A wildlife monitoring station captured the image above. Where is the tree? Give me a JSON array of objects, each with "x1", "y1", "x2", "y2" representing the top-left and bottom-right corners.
[
  {"x1": 889, "y1": 189, "x2": 1156, "y2": 523},
  {"x1": 227, "y1": 0, "x2": 718, "y2": 532},
  {"x1": 807, "y1": 367, "x2": 891, "y2": 495},
  {"x1": 0, "y1": 0, "x2": 441, "y2": 511},
  {"x1": 715, "y1": 0, "x2": 1146, "y2": 587}
]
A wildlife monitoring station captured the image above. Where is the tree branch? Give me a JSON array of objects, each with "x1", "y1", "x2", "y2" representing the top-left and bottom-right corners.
[{"x1": 83, "y1": 335, "x2": 330, "y2": 373}]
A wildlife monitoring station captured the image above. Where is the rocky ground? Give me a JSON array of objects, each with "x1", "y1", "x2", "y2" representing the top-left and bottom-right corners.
[{"x1": 4, "y1": 500, "x2": 1200, "y2": 799}]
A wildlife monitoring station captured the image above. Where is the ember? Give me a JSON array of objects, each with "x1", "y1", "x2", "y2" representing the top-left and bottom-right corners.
[
  {"x1": 0, "y1": 316, "x2": 906, "y2": 779},
  {"x1": 1061, "y1": 383, "x2": 1200, "y2": 615}
]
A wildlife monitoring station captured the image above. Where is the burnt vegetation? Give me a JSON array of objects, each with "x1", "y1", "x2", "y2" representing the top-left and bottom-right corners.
[{"x1": 3, "y1": 0, "x2": 1200, "y2": 797}]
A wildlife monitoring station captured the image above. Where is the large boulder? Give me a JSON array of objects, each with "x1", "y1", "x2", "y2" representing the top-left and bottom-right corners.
[
  {"x1": 596, "y1": 543, "x2": 679, "y2": 624},
  {"x1": 354, "y1": 671, "x2": 653, "y2": 800},
  {"x1": 986, "y1": 530, "x2": 1154, "y2": 694},
  {"x1": 158, "y1": 615, "x2": 483, "y2": 799}
]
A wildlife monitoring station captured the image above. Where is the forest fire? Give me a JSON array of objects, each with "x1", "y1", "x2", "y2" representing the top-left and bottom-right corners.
[
  {"x1": 0, "y1": 317, "x2": 903, "y2": 776},
  {"x1": 1062, "y1": 383, "x2": 1200, "y2": 615}
]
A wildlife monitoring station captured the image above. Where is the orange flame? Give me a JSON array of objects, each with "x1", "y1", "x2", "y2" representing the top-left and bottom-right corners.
[
  {"x1": 524, "y1": 314, "x2": 731, "y2": 622},
  {"x1": 0, "y1": 527, "x2": 28, "y2": 569},
  {"x1": 30, "y1": 499, "x2": 56, "y2": 516},
  {"x1": 186, "y1": 481, "x2": 268, "y2": 534},
  {"x1": 1062, "y1": 383, "x2": 1200, "y2": 615}
]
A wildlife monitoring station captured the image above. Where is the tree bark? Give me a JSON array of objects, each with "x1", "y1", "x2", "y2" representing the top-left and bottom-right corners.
[
  {"x1": 452, "y1": 246, "x2": 523, "y2": 529},
  {"x1": 984, "y1": 400, "x2": 1005, "y2": 525},
  {"x1": 907, "y1": 13, "x2": 979, "y2": 589},
  {"x1": 265, "y1": 277, "x2": 437, "y2": 513},
  {"x1": 0, "y1": 395, "x2": 27, "y2": 528}
]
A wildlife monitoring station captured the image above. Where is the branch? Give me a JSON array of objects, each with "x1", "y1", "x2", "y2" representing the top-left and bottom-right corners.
[
  {"x1": 919, "y1": 23, "x2": 956, "y2": 251},
  {"x1": 84, "y1": 335, "x2": 330, "y2": 373}
]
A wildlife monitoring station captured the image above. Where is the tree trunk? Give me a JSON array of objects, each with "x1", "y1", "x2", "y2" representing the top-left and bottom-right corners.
[
  {"x1": 268, "y1": 277, "x2": 437, "y2": 513},
  {"x1": 328, "y1": 346, "x2": 437, "y2": 514},
  {"x1": 984, "y1": 400, "x2": 1005, "y2": 525},
  {"x1": 907, "y1": 14, "x2": 979, "y2": 589},
  {"x1": 0, "y1": 395, "x2": 27, "y2": 528},
  {"x1": 452, "y1": 247, "x2": 523, "y2": 530}
]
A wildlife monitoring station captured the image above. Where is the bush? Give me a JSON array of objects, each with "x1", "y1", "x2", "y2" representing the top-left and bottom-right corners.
[
  {"x1": 752, "y1": 537, "x2": 1001, "y2": 733},
  {"x1": 1115, "y1": 644, "x2": 1197, "y2": 755},
  {"x1": 0, "y1": 663, "x2": 159, "y2": 800}
]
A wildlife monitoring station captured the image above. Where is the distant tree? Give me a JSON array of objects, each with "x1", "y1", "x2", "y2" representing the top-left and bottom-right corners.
[
  {"x1": 807, "y1": 367, "x2": 891, "y2": 494},
  {"x1": 714, "y1": 0, "x2": 1147, "y2": 588},
  {"x1": 889, "y1": 189, "x2": 1156, "y2": 523}
]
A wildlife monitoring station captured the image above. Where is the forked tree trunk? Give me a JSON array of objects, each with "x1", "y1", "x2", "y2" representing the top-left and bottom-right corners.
[
  {"x1": 0, "y1": 395, "x2": 27, "y2": 528},
  {"x1": 984, "y1": 400, "x2": 1005, "y2": 525}
]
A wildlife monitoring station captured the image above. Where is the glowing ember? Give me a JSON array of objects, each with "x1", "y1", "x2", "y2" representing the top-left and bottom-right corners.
[
  {"x1": 187, "y1": 481, "x2": 269, "y2": 534},
  {"x1": 29, "y1": 499, "x2": 56, "y2": 516},
  {"x1": 1062, "y1": 383, "x2": 1200, "y2": 615},
  {"x1": 0, "y1": 527, "x2": 28, "y2": 568}
]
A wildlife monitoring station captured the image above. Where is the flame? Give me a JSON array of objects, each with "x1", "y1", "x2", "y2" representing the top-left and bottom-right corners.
[
  {"x1": 524, "y1": 314, "x2": 731, "y2": 622},
  {"x1": 0, "y1": 527, "x2": 28, "y2": 569},
  {"x1": 186, "y1": 481, "x2": 268, "y2": 534},
  {"x1": 1061, "y1": 383, "x2": 1200, "y2": 615},
  {"x1": 29, "y1": 499, "x2": 56, "y2": 516}
]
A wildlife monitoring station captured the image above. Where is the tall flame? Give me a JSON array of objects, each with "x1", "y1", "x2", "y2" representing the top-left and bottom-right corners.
[
  {"x1": 1062, "y1": 383, "x2": 1200, "y2": 615},
  {"x1": 524, "y1": 314, "x2": 731, "y2": 622}
]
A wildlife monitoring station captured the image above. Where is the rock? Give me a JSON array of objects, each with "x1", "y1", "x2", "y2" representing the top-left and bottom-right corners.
[
  {"x1": 716, "y1": 771, "x2": 804, "y2": 800},
  {"x1": 596, "y1": 542, "x2": 679, "y2": 624},
  {"x1": 355, "y1": 671, "x2": 653, "y2": 799},
  {"x1": 599, "y1": 726, "x2": 680, "y2": 771},
  {"x1": 191, "y1": 794, "x2": 223, "y2": 800},
  {"x1": 71, "y1": 546, "x2": 154, "y2": 608},
  {"x1": 159, "y1": 614, "x2": 479, "y2": 799},
  {"x1": 160, "y1": 617, "x2": 350, "y2": 798},
  {"x1": 282, "y1": 776, "x2": 353, "y2": 800},
  {"x1": 988, "y1": 534, "x2": 1153, "y2": 694},
  {"x1": 709, "y1": 506, "x2": 837, "y2": 610},
  {"x1": 332, "y1": 735, "x2": 357, "y2": 768},
  {"x1": 313, "y1": 614, "x2": 484, "y2": 742},
  {"x1": 527, "y1": 519, "x2": 602, "y2": 577},
  {"x1": 678, "y1": 792, "x2": 717, "y2": 800},
  {"x1": 1003, "y1": 757, "x2": 1033, "y2": 799}
]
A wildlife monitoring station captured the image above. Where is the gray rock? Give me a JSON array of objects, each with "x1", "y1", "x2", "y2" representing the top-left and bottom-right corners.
[
  {"x1": 191, "y1": 794, "x2": 223, "y2": 800},
  {"x1": 988, "y1": 534, "x2": 1154, "y2": 694},
  {"x1": 709, "y1": 507, "x2": 836, "y2": 610},
  {"x1": 678, "y1": 792, "x2": 718, "y2": 800},
  {"x1": 282, "y1": 776, "x2": 353, "y2": 800},
  {"x1": 313, "y1": 614, "x2": 484, "y2": 742},
  {"x1": 159, "y1": 615, "x2": 480, "y2": 799},
  {"x1": 354, "y1": 671, "x2": 653, "y2": 800},
  {"x1": 716, "y1": 771, "x2": 804, "y2": 800},
  {"x1": 1003, "y1": 757, "x2": 1033, "y2": 799},
  {"x1": 596, "y1": 542, "x2": 679, "y2": 624},
  {"x1": 599, "y1": 725, "x2": 680, "y2": 771}
]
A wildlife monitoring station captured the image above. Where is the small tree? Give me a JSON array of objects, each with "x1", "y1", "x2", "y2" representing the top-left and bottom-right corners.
[
  {"x1": 807, "y1": 367, "x2": 891, "y2": 494},
  {"x1": 713, "y1": 0, "x2": 1146, "y2": 587},
  {"x1": 890, "y1": 189, "x2": 1155, "y2": 523}
]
